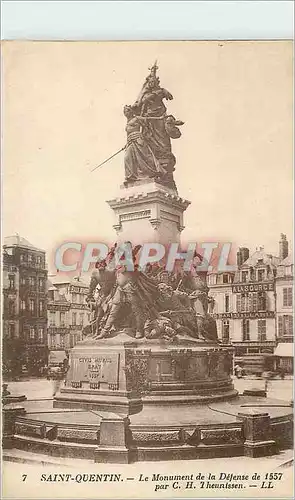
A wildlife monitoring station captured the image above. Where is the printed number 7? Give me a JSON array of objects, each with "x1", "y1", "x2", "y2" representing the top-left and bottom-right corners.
[{"x1": 22, "y1": 475, "x2": 27, "y2": 482}]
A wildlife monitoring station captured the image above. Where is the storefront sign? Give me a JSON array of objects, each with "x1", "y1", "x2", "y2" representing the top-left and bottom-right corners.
[
  {"x1": 212, "y1": 311, "x2": 275, "y2": 319},
  {"x1": 71, "y1": 303, "x2": 88, "y2": 309},
  {"x1": 47, "y1": 304, "x2": 70, "y2": 312},
  {"x1": 232, "y1": 282, "x2": 274, "y2": 293},
  {"x1": 69, "y1": 286, "x2": 87, "y2": 294}
]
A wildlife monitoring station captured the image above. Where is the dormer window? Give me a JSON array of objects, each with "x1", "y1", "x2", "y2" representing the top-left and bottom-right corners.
[{"x1": 241, "y1": 271, "x2": 248, "y2": 283}]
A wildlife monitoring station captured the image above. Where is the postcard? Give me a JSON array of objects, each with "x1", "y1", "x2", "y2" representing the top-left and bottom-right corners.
[{"x1": 2, "y1": 40, "x2": 293, "y2": 499}]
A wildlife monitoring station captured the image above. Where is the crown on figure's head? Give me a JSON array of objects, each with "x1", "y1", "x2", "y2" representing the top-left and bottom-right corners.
[
  {"x1": 146, "y1": 60, "x2": 160, "y2": 87},
  {"x1": 148, "y1": 60, "x2": 159, "y2": 77}
]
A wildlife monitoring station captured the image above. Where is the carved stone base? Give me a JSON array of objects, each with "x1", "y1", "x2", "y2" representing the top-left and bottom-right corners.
[
  {"x1": 238, "y1": 409, "x2": 277, "y2": 458},
  {"x1": 95, "y1": 414, "x2": 136, "y2": 464},
  {"x1": 243, "y1": 440, "x2": 277, "y2": 458},
  {"x1": 54, "y1": 333, "x2": 236, "y2": 415},
  {"x1": 107, "y1": 180, "x2": 190, "y2": 245}
]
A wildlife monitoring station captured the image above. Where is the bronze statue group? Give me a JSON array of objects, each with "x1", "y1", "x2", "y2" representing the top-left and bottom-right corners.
[{"x1": 86, "y1": 243, "x2": 217, "y2": 342}]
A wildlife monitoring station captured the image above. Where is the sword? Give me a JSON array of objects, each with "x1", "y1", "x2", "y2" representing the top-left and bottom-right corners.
[{"x1": 90, "y1": 145, "x2": 126, "y2": 172}]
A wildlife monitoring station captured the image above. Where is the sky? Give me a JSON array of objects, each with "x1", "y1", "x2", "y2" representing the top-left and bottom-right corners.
[{"x1": 2, "y1": 41, "x2": 293, "y2": 270}]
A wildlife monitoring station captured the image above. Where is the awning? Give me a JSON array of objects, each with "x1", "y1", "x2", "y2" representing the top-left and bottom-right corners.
[
  {"x1": 273, "y1": 343, "x2": 294, "y2": 358},
  {"x1": 48, "y1": 350, "x2": 67, "y2": 364}
]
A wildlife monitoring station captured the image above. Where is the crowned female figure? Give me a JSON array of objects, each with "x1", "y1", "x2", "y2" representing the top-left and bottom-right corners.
[{"x1": 123, "y1": 105, "x2": 166, "y2": 183}]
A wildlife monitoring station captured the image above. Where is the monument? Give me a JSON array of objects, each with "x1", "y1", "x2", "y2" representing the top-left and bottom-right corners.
[
  {"x1": 4, "y1": 64, "x2": 293, "y2": 464},
  {"x1": 54, "y1": 63, "x2": 238, "y2": 461}
]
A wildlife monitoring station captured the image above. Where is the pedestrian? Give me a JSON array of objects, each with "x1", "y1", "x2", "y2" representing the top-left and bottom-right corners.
[
  {"x1": 234, "y1": 364, "x2": 242, "y2": 378},
  {"x1": 51, "y1": 363, "x2": 64, "y2": 397}
]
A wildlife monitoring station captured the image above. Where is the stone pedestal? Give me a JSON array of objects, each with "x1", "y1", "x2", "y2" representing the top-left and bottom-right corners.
[
  {"x1": 238, "y1": 409, "x2": 277, "y2": 458},
  {"x1": 54, "y1": 334, "x2": 143, "y2": 415},
  {"x1": 54, "y1": 333, "x2": 237, "y2": 415},
  {"x1": 2, "y1": 405, "x2": 26, "y2": 449},
  {"x1": 107, "y1": 180, "x2": 190, "y2": 245},
  {"x1": 95, "y1": 414, "x2": 135, "y2": 464}
]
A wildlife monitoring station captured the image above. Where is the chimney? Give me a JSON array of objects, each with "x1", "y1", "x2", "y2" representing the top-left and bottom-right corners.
[
  {"x1": 237, "y1": 247, "x2": 249, "y2": 268},
  {"x1": 279, "y1": 234, "x2": 288, "y2": 260}
]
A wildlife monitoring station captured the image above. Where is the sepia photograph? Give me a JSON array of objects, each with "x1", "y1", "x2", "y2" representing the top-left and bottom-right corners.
[{"x1": 1, "y1": 39, "x2": 293, "y2": 499}]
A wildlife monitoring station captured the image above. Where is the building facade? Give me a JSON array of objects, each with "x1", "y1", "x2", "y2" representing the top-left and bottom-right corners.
[
  {"x1": 208, "y1": 239, "x2": 292, "y2": 373},
  {"x1": 206, "y1": 270, "x2": 236, "y2": 343},
  {"x1": 47, "y1": 275, "x2": 89, "y2": 352},
  {"x1": 2, "y1": 235, "x2": 48, "y2": 377},
  {"x1": 274, "y1": 245, "x2": 293, "y2": 372}
]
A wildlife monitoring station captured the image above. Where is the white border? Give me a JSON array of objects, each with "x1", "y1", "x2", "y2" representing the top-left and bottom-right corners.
[{"x1": 1, "y1": 0, "x2": 294, "y2": 41}]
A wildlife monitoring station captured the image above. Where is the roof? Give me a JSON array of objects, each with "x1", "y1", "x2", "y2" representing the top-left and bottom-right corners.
[
  {"x1": 241, "y1": 249, "x2": 281, "y2": 268},
  {"x1": 274, "y1": 343, "x2": 294, "y2": 357},
  {"x1": 4, "y1": 235, "x2": 44, "y2": 252},
  {"x1": 279, "y1": 254, "x2": 293, "y2": 266}
]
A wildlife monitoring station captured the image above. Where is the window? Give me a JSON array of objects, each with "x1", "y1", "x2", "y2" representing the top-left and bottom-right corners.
[
  {"x1": 72, "y1": 312, "x2": 77, "y2": 326},
  {"x1": 242, "y1": 319, "x2": 250, "y2": 341},
  {"x1": 49, "y1": 312, "x2": 56, "y2": 326},
  {"x1": 20, "y1": 277, "x2": 26, "y2": 286},
  {"x1": 60, "y1": 335, "x2": 65, "y2": 347},
  {"x1": 28, "y1": 254, "x2": 32, "y2": 264},
  {"x1": 223, "y1": 274, "x2": 229, "y2": 284},
  {"x1": 241, "y1": 271, "x2": 248, "y2": 283},
  {"x1": 8, "y1": 274, "x2": 15, "y2": 289},
  {"x1": 29, "y1": 327, "x2": 36, "y2": 339},
  {"x1": 225, "y1": 295, "x2": 229, "y2": 313},
  {"x1": 60, "y1": 312, "x2": 65, "y2": 326},
  {"x1": 236, "y1": 294, "x2": 241, "y2": 312},
  {"x1": 257, "y1": 269, "x2": 265, "y2": 281},
  {"x1": 258, "y1": 319, "x2": 266, "y2": 341},
  {"x1": 248, "y1": 292, "x2": 258, "y2": 312},
  {"x1": 278, "y1": 315, "x2": 293, "y2": 337},
  {"x1": 20, "y1": 254, "x2": 25, "y2": 263},
  {"x1": 241, "y1": 294, "x2": 248, "y2": 312},
  {"x1": 8, "y1": 300, "x2": 16, "y2": 316},
  {"x1": 9, "y1": 323, "x2": 16, "y2": 338},
  {"x1": 29, "y1": 276, "x2": 36, "y2": 287},
  {"x1": 39, "y1": 301, "x2": 44, "y2": 315},
  {"x1": 39, "y1": 278, "x2": 44, "y2": 289},
  {"x1": 222, "y1": 320, "x2": 230, "y2": 342},
  {"x1": 20, "y1": 300, "x2": 26, "y2": 311},
  {"x1": 80, "y1": 313, "x2": 84, "y2": 326},
  {"x1": 39, "y1": 328, "x2": 44, "y2": 341},
  {"x1": 29, "y1": 299, "x2": 35, "y2": 313},
  {"x1": 283, "y1": 288, "x2": 292, "y2": 307},
  {"x1": 36, "y1": 256, "x2": 41, "y2": 265},
  {"x1": 258, "y1": 292, "x2": 266, "y2": 311}
]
